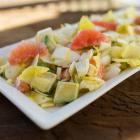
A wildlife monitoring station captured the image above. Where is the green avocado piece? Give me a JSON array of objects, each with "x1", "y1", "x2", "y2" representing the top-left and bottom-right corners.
[
  {"x1": 5, "y1": 64, "x2": 25, "y2": 80},
  {"x1": 54, "y1": 81, "x2": 79, "y2": 105},
  {"x1": 31, "y1": 72, "x2": 57, "y2": 93}
]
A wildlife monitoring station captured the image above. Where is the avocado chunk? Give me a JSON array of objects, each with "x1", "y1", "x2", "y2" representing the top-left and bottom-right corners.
[
  {"x1": 31, "y1": 72, "x2": 57, "y2": 93},
  {"x1": 26, "y1": 91, "x2": 54, "y2": 108},
  {"x1": 5, "y1": 64, "x2": 25, "y2": 80},
  {"x1": 54, "y1": 81, "x2": 79, "y2": 104}
]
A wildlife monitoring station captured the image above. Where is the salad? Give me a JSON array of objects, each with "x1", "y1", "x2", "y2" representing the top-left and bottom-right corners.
[{"x1": 1, "y1": 7, "x2": 140, "y2": 108}]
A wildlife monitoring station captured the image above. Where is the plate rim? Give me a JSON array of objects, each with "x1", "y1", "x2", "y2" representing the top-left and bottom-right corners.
[{"x1": 0, "y1": 40, "x2": 140, "y2": 130}]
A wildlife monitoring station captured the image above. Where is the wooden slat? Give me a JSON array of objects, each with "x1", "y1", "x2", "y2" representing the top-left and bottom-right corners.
[{"x1": 0, "y1": 0, "x2": 58, "y2": 8}]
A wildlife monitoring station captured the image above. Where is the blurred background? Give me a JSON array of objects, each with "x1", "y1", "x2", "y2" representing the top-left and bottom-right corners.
[
  {"x1": 0, "y1": 0, "x2": 140, "y2": 31},
  {"x1": 0, "y1": 0, "x2": 140, "y2": 45}
]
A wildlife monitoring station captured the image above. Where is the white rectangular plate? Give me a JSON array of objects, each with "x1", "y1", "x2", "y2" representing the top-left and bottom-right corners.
[{"x1": 0, "y1": 41, "x2": 140, "y2": 130}]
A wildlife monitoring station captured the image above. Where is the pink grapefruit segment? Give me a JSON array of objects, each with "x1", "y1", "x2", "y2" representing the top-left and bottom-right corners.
[
  {"x1": 134, "y1": 16, "x2": 140, "y2": 25},
  {"x1": 98, "y1": 64, "x2": 105, "y2": 79},
  {"x1": 92, "y1": 20, "x2": 117, "y2": 31},
  {"x1": 15, "y1": 79, "x2": 30, "y2": 93},
  {"x1": 71, "y1": 29, "x2": 109, "y2": 50},
  {"x1": 8, "y1": 42, "x2": 48, "y2": 65}
]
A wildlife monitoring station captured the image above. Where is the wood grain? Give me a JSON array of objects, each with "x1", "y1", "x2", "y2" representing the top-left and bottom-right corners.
[{"x1": 0, "y1": 11, "x2": 140, "y2": 140}]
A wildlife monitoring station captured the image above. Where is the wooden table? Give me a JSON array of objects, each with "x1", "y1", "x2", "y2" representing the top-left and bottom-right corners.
[{"x1": 0, "y1": 11, "x2": 140, "y2": 140}]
